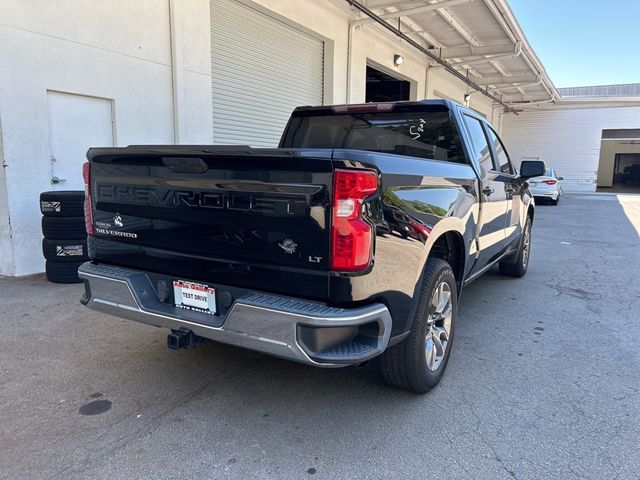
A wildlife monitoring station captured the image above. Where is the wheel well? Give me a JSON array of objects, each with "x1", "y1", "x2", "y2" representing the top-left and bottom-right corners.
[{"x1": 429, "y1": 231, "x2": 465, "y2": 287}]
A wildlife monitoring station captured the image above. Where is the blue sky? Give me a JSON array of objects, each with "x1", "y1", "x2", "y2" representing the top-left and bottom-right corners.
[{"x1": 509, "y1": 0, "x2": 640, "y2": 88}]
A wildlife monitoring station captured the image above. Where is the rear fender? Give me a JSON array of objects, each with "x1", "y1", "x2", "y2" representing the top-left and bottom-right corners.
[
  {"x1": 399, "y1": 220, "x2": 467, "y2": 335},
  {"x1": 328, "y1": 151, "x2": 479, "y2": 337}
]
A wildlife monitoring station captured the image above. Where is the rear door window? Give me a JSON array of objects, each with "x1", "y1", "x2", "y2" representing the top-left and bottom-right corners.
[
  {"x1": 461, "y1": 114, "x2": 494, "y2": 171},
  {"x1": 485, "y1": 127, "x2": 514, "y2": 174}
]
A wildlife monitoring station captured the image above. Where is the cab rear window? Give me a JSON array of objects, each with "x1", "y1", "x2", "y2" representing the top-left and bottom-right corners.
[{"x1": 281, "y1": 107, "x2": 466, "y2": 164}]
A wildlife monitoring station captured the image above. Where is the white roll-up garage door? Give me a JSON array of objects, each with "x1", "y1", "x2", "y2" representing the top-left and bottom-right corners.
[{"x1": 211, "y1": 0, "x2": 324, "y2": 147}]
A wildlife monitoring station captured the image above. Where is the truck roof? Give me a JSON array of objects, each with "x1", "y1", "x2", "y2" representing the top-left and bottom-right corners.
[{"x1": 291, "y1": 98, "x2": 460, "y2": 114}]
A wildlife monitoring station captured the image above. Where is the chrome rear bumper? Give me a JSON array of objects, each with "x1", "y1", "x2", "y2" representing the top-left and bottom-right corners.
[{"x1": 78, "y1": 262, "x2": 391, "y2": 367}]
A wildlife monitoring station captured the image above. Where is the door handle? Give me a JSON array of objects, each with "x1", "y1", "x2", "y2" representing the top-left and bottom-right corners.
[
  {"x1": 51, "y1": 176, "x2": 66, "y2": 185},
  {"x1": 482, "y1": 186, "x2": 494, "y2": 196}
]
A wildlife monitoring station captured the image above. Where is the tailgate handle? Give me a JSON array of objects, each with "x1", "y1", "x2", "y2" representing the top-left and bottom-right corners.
[{"x1": 162, "y1": 157, "x2": 208, "y2": 174}]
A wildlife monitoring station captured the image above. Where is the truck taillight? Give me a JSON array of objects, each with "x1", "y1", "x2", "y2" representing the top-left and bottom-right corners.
[
  {"x1": 542, "y1": 179, "x2": 557, "y2": 185},
  {"x1": 82, "y1": 162, "x2": 95, "y2": 236},
  {"x1": 331, "y1": 169, "x2": 378, "y2": 272}
]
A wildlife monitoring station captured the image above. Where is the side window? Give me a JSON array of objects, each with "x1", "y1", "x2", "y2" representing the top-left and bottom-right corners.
[
  {"x1": 486, "y1": 127, "x2": 514, "y2": 174},
  {"x1": 462, "y1": 114, "x2": 494, "y2": 171}
]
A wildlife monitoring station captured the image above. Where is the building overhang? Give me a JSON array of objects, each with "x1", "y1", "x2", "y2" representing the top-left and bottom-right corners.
[{"x1": 345, "y1": 0, "x2": 558, "y2": 109}]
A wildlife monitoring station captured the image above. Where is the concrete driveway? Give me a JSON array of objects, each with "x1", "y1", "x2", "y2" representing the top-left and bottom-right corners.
[{"x1": 1, "y1": 194, "x2": 639, "y2": 480}]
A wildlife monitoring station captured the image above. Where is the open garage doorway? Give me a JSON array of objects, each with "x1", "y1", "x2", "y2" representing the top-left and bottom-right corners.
[
  {"x1": 366, "y1": 65, "x2": 410, "y2": 103},
  {"x1": 597, "y1": 129, "x2": 640, "y2": 193},
  {"x1": 613, "y1": 154, "x2": 640, "y2": 190}
]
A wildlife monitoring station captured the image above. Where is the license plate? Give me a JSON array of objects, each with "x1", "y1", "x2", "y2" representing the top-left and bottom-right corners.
[{"x1": 173, "y1": 280, "x2": 216, "y2": 315}]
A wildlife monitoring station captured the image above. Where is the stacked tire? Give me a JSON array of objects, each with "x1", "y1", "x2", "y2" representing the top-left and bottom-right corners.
[{"x1": 40, "y1": 191, "x2": 88, "y2": 283}]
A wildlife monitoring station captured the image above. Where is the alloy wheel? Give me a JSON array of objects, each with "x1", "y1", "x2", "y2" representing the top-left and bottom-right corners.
[
  {"x1": 425, "y1": 281, "x2": 453, "y2": 372},
  {"x1": 522, "y1": 223, "x2": 531, "y2": 268}
]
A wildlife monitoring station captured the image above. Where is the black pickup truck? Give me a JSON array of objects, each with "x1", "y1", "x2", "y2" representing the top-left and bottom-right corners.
[{"x1": 78, "y1": 100, "x2": 544, "y2": 393}]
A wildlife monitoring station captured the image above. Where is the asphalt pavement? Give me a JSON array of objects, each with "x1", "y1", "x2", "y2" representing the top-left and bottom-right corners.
[{"x1": 1, "y1": 193, "x2": 639, "y2": 479}]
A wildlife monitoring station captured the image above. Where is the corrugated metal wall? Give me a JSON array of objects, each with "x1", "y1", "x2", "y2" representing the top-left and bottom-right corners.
[
  {"x1": 501, "y1": 106, "x2": 640, "y2": 192},
  {"x1": 558, "y1": 84, "x2": 640, "y2": 98},
  {"x1": 210, "y1": 0, "x2": 324, "y2": 147}
]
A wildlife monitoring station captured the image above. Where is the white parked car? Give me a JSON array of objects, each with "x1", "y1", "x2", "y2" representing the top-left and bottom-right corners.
[{"x1": 528, "y1": 168, "x2": 563, "y2": 205}]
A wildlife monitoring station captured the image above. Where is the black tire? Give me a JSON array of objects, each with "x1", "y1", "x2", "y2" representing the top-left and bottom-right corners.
[
  {"x1": 549, "y1": 196, "x2": 559, "y2": 206},
  {"x1": 42, "y1": 238, "x2": 88, "y2": 262},
  {"x1": 40, "y1": 191, "x2": 85, "y2": 217},
  {"x1": 499, "y1": 216, "x2": 532, "y2": 277},
  {"x1": 41, "y1": 216, "x2": 86, "y2": 240},
  {"x1": 378, "y1": 258, "x2": 457, "y2": 393},
  {"x1": 45, "y1": 260, "x2": 84, "y2": 284}
]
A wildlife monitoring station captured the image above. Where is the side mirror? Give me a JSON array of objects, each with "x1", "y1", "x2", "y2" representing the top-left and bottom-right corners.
[
  {"x1": 520, "y1": 160, "x2": 545, "y2": 178},
  {"x1": 558, "y1": 176, "x2": 564, "y2": 181}
]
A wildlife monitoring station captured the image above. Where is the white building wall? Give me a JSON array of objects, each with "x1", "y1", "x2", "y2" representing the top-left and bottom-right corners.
[
  {"x1": 500, "y1": 105, "x2": 640, "y2": 192},
  {"x1": 0, "y1": 0, "x2": 212, "y2": 276},
  {"x1": 180, "y1": 0, "x2": 214, "y2": 144}
]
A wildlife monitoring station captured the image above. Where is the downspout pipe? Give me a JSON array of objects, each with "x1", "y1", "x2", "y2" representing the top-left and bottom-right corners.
[
  {"x1": 433, "y1": 41, "x2": 522, "y2": 69},
  {"x1": 345, "y1": 0, "x2": 514, "y2": 110},
  {"x1": 490, "y1": 75, "x2": 542, "y2": 93},
  {"x1": 346, "y1": 22, "x2": 357, "y2": 103},
  {"x1": 169, "y1": 0, "x2": 184, "y2": 144},
  {"x1": 507, "y1": 94, "x2": 558, "y2": 106}
]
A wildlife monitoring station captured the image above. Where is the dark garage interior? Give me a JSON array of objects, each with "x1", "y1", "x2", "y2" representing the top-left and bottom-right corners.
[
  {"x1": 613, "y1": 153, "x2": 640, "y2": 189},
  {"x1": 597, "y1": 129, "x2": 640, "y2": 193},
  {"x1": 365, "y1": 65, "x2": 410, "y2": 103}
]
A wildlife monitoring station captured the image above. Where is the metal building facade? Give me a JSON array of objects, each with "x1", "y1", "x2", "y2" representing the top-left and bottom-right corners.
[{"x1": 501, "y1": 105, "x2": 640, "y2": 192}]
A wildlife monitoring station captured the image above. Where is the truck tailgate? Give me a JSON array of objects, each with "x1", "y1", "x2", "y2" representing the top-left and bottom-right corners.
[{"x1": 87, "y1": 147, "x2": 333, "y2": 300}]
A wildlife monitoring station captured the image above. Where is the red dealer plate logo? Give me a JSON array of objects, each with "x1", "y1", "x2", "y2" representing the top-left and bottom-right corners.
[{"x1": 173, "y1": 280, "x2": 217, "y2": 315}]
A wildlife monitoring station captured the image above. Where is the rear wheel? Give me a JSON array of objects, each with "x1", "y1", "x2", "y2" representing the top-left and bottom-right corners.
[
  {"x1": 378, "y1": 258, "x2": 457, "y2": 393},
  {"x1": 499, "y1": 217, "x2": 532, "y2": 277}
]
